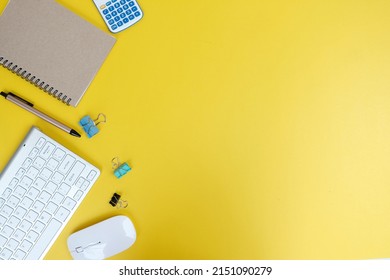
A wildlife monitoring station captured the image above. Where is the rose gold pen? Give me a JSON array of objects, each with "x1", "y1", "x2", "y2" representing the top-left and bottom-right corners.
[{"x1": 1, "y1": 91, "x2": 81, "y2": 137}]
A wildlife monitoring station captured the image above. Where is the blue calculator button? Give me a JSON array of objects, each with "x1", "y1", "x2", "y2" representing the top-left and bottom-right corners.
[
  {"x1": 117, "y1": 8, "x2": 123, "y2": 13},
  {"x1": 129, "y1": 14, "x2": 135, "y2": 20},
  {"x1": 131, "y1": 6, "x2": 137, "y2": 12},
  {"x1": 135, "y1": 11, "x2": 141, "y2": 17},
  {"x1": 105, "y1": 14, "x2": 112, "y2": 20},
  {"x1": 129, "y1": 1, "x2": 135, "y2": 6},
  {"x1": 117, "y1": 21, "x2": 123, "y2": 27},
  {"x1": 125, "y1": 10, "x2": 132, "y2": 15},
  {"x1": 112, "y1": 0, "x2": 118, "y2": 2},
  {"x1": 123, "y1": 4, "x2": 129, "y2": 10},
  {"x1": 108, "y1": 19, "x2": 115, "y2": 25},
  {"x1": 111, "y1": 11, "x2": 117, "y2": 16},
  {"x1": 123, "y1": 18, "x2": 129, "y2": 23},
  {"x1": 120, "y1": 12, "x2": 126, "y2": 18},
  {"x1": 120, "y1": 0, "x2": 126, "y2": 4},
  {"x1": 114, "y1": 16, "x2": 121, "y2": 21},
  {"x1": 102, "y1": 9, "x2": 109, "y2": 14},
  {"x1": 112, "y1": 24, "x2": 118, "y2": 30},
  {"x1": 106, "y1": 1, "x2": 112, "y2": 6},
  {"x1": 108, "y1": 6, "x2": 114, "y2": 11},
  {"x1": 114, "y1": 3, "x2": 120, "y2": 8}
]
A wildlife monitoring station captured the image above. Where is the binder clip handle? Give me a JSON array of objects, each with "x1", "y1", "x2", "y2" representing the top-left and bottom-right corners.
[
  {"x1": 112, "y1": 157, "x2": 131, "y2": 179},
  {"x1": 109, "y1": 193, "x2": 128, "y2": 208},
  {"x1": 79, "y1": 113, "x2": 106, "y2": 138}
]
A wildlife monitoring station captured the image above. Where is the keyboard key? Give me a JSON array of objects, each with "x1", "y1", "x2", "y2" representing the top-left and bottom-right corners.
[
  {"x1": 38, "y1": 191, "x2": 51, "y2": 203},
  {"x1": 87, "y1": 170, "x2": 97, "y2": 181},
  {"x1": 0, "y1": 205, "x2": 13, "y2": 217},
  {"x1": 44, "y1": 182, "x2": 58, "y2": 194},
  {"x1": 62, "y1": 197, "x2": 76, "y2": 210},
  {"x1": 51, "y1": 172, "x2": 64, "y2": 185},
  {"x1": 26, "y1": 210, "x2": 39, "y2": 222},
  {"x1": 26, "y1": 230, "x2": 39, "y2": 243},
  {"x1": 38, "y1": 211, "x2": 51, "y2": 224},
  {"x1": 15, "y1": 168, "x2": 26, "y2": 179},
  {"x1": 65, "y1": 161, "x2": 85, "y2": 186},
  {"x1": 19, "y1": 220, "x2": 32, "y2": 232},
  {"x1": 40, "y1": 142, "x2": 55, "y2": 159},
  {"x1": 25, "y1": 218, "x2": 62, "y2": 260},
  {"x1": 33, "y1": 156, "x2": 45, "y2": 169},
  {"x1": 20, "y1": 239, "x2": 33, "y2": 252},
  {"x1": 14, "y1": 186, "x2": 27, "y2": 197},
  {"x1": 26, "y1": 187, "x2": 40, "y2": 200},
  {"x1": 28, "y1": 148, "x2": 39, "y2": 158},
  {"x1": 20, "y1": 176, "x2": 33, "y2": 189},
  {"x1": 47, "y1": 158, "x2": 59, "y2": 170},
  {"x1": 45, "y1": 202, "x2": 58, "y2": 214},
  {"x1": 14, "y1": 249, "x2": 26, "y2": 260},
  {"x1": 32, "y1": 201, "x2": 45, "y2": 213},
  {"x1": 8, "y1": 216, "x2": 20, "y2": 228},
  {"x1": 35, "y1": 137, "x2": 46, "y2": 149},
  {"x1": 0, "y1": 248, "x2": 13, "y2": 259},
  {"x1": 52, "y1": 148, "x2": 65, "y2": 161},
  {"x1": 40, "y1": 167, "x2": 53, "y2": 181},
  {"x1": 8, "y1": 196, "x2": 20, "y2": 208},
  {"x1": 12, "y1": 229, "x2": 26, "y2": 242},
  {"x1": 8, "y1": 178, "x2": 18, "y2": 188},
  {"x1": 0, "y1": 215, "x2": 7, "y2": 227},
  {"x1": 58, "y1": 155, "x2": 75, "y2": 175},
  {"x1": 1, "y1": 188, "x2": 12, "y2": 199},
  {"x1": 14, "y1": 206, "x2": 27, "y2": 219},
  {"x1": 0, "y1": 235, "x2": 7, "y2": 247},
  {"x1": 22, "y1": 158, "x2": 33, "y2": 169},
  {"x1": 20, "y1": 197, "x2": 33, "y2": 209},
  {"x1": 1, "y1": 225, "x2": 14, "y2": 238},
  {"x1": 55, "y1": 207, "x2": 70, "y2": 222},
  {"x1": 52, "y1": 193, "x2": 64, "y2": 205},
  {"x1": 26, "y1": 166, "x2": 39, "y2": 179},
  {"x1": 6, "y1": 238, "x2": 19, "y2": 250}
]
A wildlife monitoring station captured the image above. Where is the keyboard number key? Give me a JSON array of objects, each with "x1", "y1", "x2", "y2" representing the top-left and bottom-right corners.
[{"x1": 52, "y1": 148, "x2": 66, "y2": 161}]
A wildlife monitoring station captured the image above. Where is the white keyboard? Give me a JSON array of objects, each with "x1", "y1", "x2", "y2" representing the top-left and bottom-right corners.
[{"x1": 0, "y1": 127, "x2": 100, "y2": 260}]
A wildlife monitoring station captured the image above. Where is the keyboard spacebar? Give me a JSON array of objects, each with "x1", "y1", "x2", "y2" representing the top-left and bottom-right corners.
[{"x1": 25, "y1": 218, "x2": 62, "y2": 260}]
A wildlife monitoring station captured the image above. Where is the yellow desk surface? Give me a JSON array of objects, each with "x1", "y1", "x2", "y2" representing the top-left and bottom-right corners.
[{"x1": 1, "y1": 0, "x2": 390, "y2": 260}]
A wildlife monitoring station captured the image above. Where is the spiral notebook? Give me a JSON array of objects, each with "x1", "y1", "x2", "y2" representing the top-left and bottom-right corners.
[{"x1": 0, "y1": 0, "x2": 116, "y2": 107}]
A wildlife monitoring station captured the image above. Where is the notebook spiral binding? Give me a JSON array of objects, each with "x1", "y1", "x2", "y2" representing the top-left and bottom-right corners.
[{"x1": 0, "y1": 56, "x2": 71, "y2": 105}]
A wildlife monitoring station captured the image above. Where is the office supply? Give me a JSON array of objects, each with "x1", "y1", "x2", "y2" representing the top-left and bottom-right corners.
[
  {"x1": 79, "y1": 113, "x2": 107, "y2": 138},
  {"x1": 0, "y1": 127, "x2": 100, "y2": 260},
  {"x1": 0, "y1": 0, "x2": 116, "y2": 107},
  {"x1": 67, "y1": 215, "x2": 136, "y2": 260},
  {"x1": 109, "y1": 193, "x2": 128, "y2": 208},
  {"x1": 1, "y1": 92, "x2": 81, "y2": 138},
  {"x1": 112, "y1": 157, "x2": 131, "y2": 179},
  {"x1": 93, "y1": 0, "x2": 143, "y2": 33}
]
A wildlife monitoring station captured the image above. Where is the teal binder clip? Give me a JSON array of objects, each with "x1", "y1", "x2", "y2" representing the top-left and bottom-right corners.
[
  {"x1": 112, "y1": 157, "x2": 131, "y2": 179},
  {"x1": 79, "y1": 113, "x2": 106, "y2": 138}
]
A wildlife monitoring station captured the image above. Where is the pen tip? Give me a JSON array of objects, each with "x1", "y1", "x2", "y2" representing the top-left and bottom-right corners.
[{"x1": 70, "y1": 129, "x2": 81, "y2": 138}]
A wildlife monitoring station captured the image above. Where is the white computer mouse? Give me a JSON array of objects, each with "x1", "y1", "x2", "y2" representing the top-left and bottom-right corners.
[{"x1": 67, "y1": 215, "x2": 136, "y2": 260}]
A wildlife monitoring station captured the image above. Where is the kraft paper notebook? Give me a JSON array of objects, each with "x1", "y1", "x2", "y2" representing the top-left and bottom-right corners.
[{"x1": 0, "y1": 0, "x2": 116, "y2": 107}]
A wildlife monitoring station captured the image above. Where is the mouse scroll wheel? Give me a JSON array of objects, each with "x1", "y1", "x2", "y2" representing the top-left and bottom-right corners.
[{"x1": 75, "y1": 246, "x2": 84, "y2": 253}]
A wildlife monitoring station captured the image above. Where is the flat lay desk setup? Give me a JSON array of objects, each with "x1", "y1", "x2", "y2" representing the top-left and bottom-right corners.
[{"x1": 1, "y1": 0, "x2": 390, "y2": 260}]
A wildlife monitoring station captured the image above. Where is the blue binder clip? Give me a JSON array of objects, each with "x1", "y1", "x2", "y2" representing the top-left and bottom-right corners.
[
  {"x1": 112, "y1": 157, "x2": 131, "y2": 179},
  {"x1": 79, "y1": 113, "x2": 106, "y2": 138}
]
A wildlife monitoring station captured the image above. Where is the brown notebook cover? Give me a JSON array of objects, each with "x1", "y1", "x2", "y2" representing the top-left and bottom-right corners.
[{"x1": 0, "y1": 0, "x2": 116, "y2": 106}]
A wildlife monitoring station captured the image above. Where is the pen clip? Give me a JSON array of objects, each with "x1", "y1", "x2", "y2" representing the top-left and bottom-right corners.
[{"x1": 8, "y1": 92, "x2": 34, "y2": 107}]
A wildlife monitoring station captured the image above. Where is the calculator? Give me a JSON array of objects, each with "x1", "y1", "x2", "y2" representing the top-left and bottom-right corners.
[{"x1": 93, "y1": 0, "x2": 143, "y2": 33}]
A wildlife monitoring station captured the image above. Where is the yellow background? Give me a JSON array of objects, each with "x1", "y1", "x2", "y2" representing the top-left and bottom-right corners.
[{"x1": 1, "y1": 0, "x2": 390, "y2": 259}]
